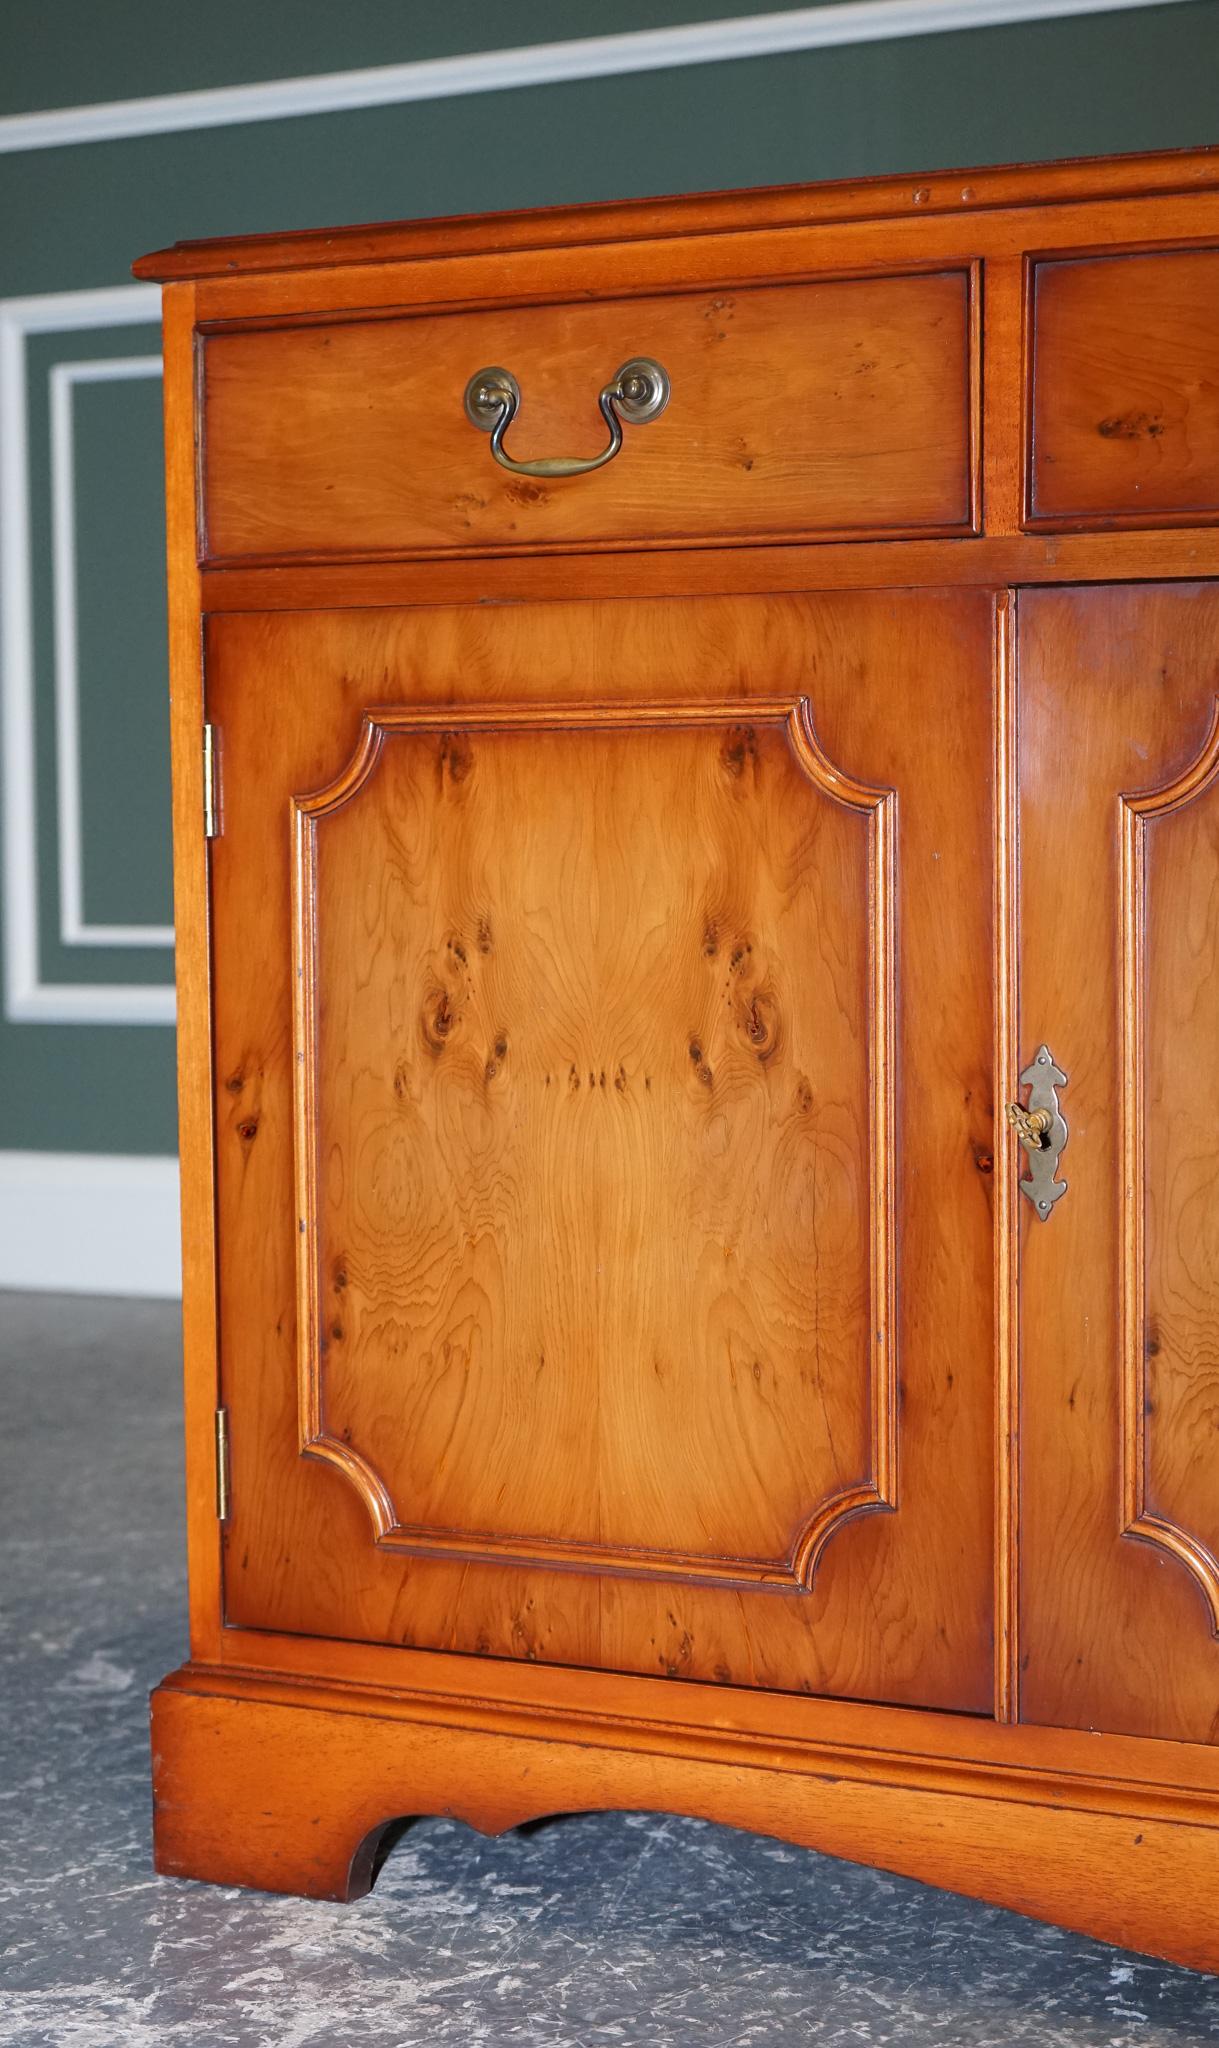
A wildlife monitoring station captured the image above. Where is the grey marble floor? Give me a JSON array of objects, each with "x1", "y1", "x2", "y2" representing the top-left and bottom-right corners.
[{"x1": 1, "y1": 1289, "x2": 1218, "y2": 2048}]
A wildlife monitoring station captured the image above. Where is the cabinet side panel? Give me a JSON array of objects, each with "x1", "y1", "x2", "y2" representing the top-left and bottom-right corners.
[
  {"x1": 164, "y1": 283, "x2": 222, "y2": 1658},
  {"x1": 301, "y1": 715, "x2": 876, "y2": 1577}
]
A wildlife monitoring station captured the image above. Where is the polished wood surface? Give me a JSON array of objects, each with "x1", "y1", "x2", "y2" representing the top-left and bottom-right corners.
[
  {"x1": 209, "y1": 590, "x2": 996, "y2": 1709},
  {"x1": 161, "y1": 282, "x2": 223, "y2": 1658},
  {"x1": 297, "y1": 702, "x2": 892, "y2": 1584},
  {"x1": 197, "y1": 528, "x2": 1219, "y2": 613},
  {"x1": 151, "y1": 1664, "x2": 1219, "y2": 1971},
  {"x1": 143, "y1": 151, "x2": 1219, "y2": 1961},
  {"x1": 134, "y1": 143, "x2": 1219, "y2": 283},
  {"x1": 1029, "y1": 249, "x2": 1219, "y2": 528},
  {"x1": 1018, "y1": 584, "x2": 1219, "y2": 1744},
  {"x1": 202, "y1": 269, "x2": 974, "y2": 562}
]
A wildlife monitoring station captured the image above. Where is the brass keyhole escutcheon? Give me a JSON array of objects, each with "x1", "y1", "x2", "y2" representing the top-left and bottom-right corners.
[{"x1": 1005, "y1": 1044, "x2": 1069, "y2": 1221}]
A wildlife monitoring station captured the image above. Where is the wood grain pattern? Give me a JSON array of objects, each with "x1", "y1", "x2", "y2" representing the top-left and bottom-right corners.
[
  {"x1": 993, "y1": 590, "x2": 1020, "y2": 1722},
  {"x1": 133, "y1": 144, "x2": 1219, "y2": 283},
  {"x1": 180, "y1": 191, "x2": 1219, "y2": 339},
  {"x1": 150, "y1": 1666, "x2": 1219, "y2": 1973},
  {"x1": 201, "y1": 270, "x2": 974, "y2": 563},
  {"x1": 1018, "y1": 584, "x2": 1219, "y2": 1743},
  {"x1": 1121, "y1": 703, "x2": 1219, "y2": 1630},
  {"x1": 291, "y1": 699, "x2": 895, "y2": 1588},
  {"x1": 1029, "y1": 249, "x2": 1219, "y2": 529},
  {"x1": 145, "y1": 154, "x2": 1219, "y2": 1950},
  {"x1": 193, "y1": 1618, "x2": 1219, "y2": 1803},
  {"x1": 160, "y1": 280, "x2": 223, "y2": 1661},
  {"x1": 198, "y1": 527, "x2": 1219, "y2": 615},
  {"x1": 208, "y1": 589, "x2": 996, "y2": 1711}
]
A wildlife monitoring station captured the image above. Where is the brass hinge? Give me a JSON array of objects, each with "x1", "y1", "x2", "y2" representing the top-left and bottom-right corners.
[
  {"x1": 214, "y1": 1405, "x2": 231, "y2": 1522},
  {"x1": 203, "y1": 722, "x2": 220, "y2": 838}
]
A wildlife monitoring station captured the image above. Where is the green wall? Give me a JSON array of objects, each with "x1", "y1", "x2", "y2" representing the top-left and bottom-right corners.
[{"x1": 2, "y1": 1, "x2": 1216, "y2": 1154}]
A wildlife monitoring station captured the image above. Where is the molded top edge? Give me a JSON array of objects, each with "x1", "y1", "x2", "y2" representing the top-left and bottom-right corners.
[{"x1": 133, "y1": 144, "x2": 1219, "y2": 283}]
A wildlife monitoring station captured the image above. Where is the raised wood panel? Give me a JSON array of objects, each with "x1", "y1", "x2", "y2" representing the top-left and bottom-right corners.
[
  {"x1": 1028, "y1": 249, "x2": 1219, "y2": 529},
  {"x1": 292, "y1": 699, "x2": 894, "y2": 1588},
  {"x1": 208, "y1": 588, "x2": 997, "y2": 1713},
  {"x1": 1018, "y1": 584, "x2": 1219, "y2": 1745},
  {"x1": 1122, "y1": 708, "x2": 1219, "y2": 1627},
  {"x1": 200, "y1": 269, "x2": 975, "y2": 563}
]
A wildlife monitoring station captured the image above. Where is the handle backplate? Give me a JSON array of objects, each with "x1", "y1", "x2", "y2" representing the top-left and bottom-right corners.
[{"x1": 1005, "y1": 1044, "x2": 1069, "y2": 1221}]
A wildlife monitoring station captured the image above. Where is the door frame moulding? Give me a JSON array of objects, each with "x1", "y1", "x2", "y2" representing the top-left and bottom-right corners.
[
  {"x1": 0, "y1": 282, "x2": 173, "y2": 1026},
  {"x1": 0, "y1": 1, "x2": 1194, "y2": 154}
]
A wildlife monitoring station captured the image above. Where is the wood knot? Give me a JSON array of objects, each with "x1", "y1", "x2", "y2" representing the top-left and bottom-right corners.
[
  {"x1": 422, "y1": 989, "x2": 457, "y2": 1054},
  {"x1": 438, "y1": 732, "x2": 473, "y2": 784},
  {"x1": 688, "y1": 1039, "x2": 714, "y2": 1088},
  {"x1": 740, "y1": 991, "x2": 779, "y2": 1061},
  {"x1": 1097, "y1": 411, "x2": 1165, "y2": 441},
  {"x1": 236, "y1": 1115, "x2": 260, "y2": 1142},
  {"x1": 720, "y1": 725, "x2": 757, "y2": 780}
]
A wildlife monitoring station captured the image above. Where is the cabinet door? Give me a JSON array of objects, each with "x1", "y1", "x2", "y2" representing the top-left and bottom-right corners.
[
  {"x1": 208, "y1": 589, "x2": 997, "y2": 1712},
  {"x1": 1018, "y1": 584, "x2": 1219, "y2": 1742}
]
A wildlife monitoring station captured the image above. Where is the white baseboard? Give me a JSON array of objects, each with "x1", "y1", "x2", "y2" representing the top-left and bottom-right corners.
[{"x1": 0, "y1": 1151, "x2": 181, "y2": 1297}]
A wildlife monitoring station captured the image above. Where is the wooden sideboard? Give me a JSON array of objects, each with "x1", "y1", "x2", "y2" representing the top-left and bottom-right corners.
[{"x1": 135, "y1": 148, "x2": 1219, "y2": 1971}]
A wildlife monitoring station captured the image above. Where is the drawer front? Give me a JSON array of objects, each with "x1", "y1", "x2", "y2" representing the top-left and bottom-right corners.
[
  {"x1": 200, "y1": 269, "x2": 975, "y2": 562},
  {"x1": 1028, "y1": 247, "x2": 1219, "y2": 528}
]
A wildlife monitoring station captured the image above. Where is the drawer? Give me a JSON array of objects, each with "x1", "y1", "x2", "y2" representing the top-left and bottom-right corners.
[
  {"x1": 1028, "y1": 247, "x2": 1219, "y2": 528},
  {"x1": 199, "y1": 269, "x2": 976, "y2": 563}
]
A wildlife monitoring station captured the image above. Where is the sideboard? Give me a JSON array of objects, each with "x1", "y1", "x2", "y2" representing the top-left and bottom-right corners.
[{"x1": 136, "y1": 146, "x2": 1219, "y2": 1970}]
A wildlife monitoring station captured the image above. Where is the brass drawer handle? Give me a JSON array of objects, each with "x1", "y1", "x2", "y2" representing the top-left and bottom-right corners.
[
  {"x1": 463, "y1": 358, "x2": 670, "y2": 479},
  {"x1": 1005, "y1": 1044, "x2": 1069, "y2": 1221}
]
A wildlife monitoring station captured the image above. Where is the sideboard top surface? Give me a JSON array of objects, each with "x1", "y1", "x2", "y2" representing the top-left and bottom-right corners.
[{"x1": 133, "y1": 144, "x2": 1219, "y2": 283}]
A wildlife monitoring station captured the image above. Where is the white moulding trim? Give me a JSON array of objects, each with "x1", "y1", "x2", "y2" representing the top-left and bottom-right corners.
[
  {"x1": 0, "y1": 1, "x2": 1196, "y2": 155},
  {"x1": 50, "y1": 354, "x2": 172, "y2": 950},
  {"x1": 0, "y1": 283, "x2": 173, "y2": 1027},
  {"x1": 0, "y1": 1150, "x2": 181, "y2": 1296}
]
